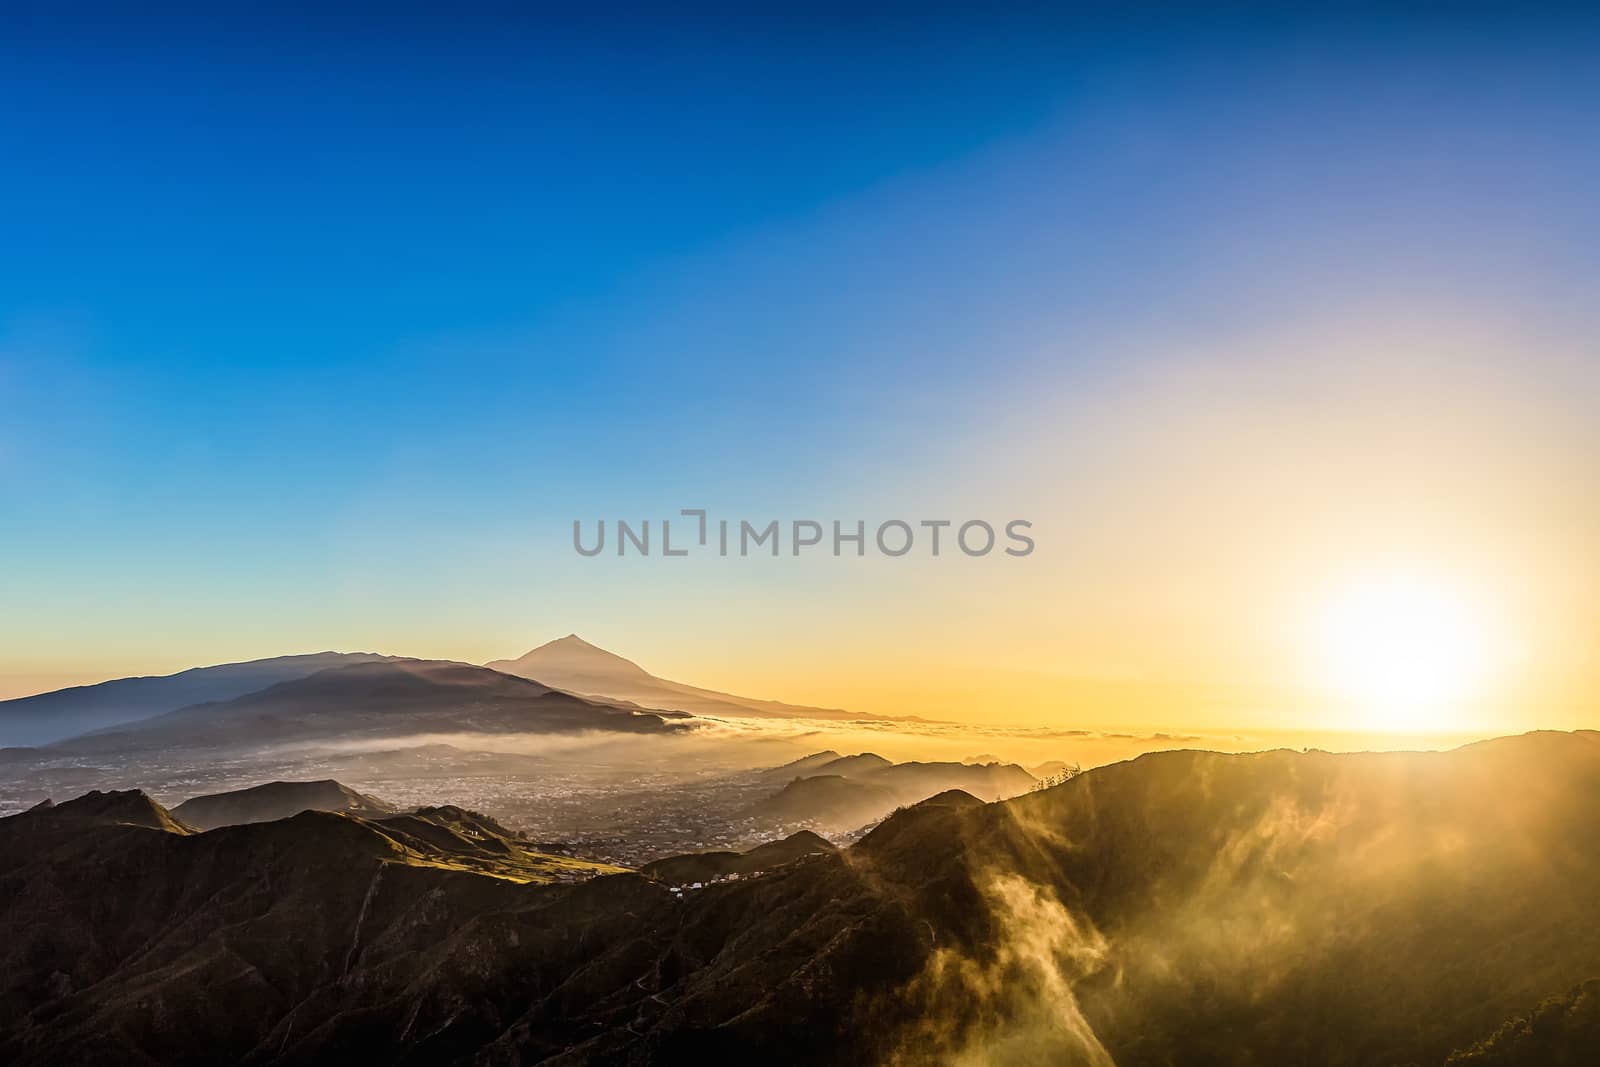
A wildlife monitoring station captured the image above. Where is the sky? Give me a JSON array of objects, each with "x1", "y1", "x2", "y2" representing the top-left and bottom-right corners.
[{"x1": 1, "y1": 7, "x2": 1596, "y2": 735}]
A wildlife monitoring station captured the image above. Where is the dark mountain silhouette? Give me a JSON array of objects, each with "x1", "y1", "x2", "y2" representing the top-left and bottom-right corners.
[
  {"x1": 1445, "y1": 977, "x2": 1600, "y2": 1065},
  {"x1": 172, "y1": 779, "x2": 397, "y2": 830},
  {"x1": 872, "y1": 759, "x2": 1034, "y2": 800},
  {"x1": 748, "y1": 754, "x2": 1036, "y2": 830},
  {"x1": 41, "y1": 659, "x2": 689, "y2": 754},
  {"x1": 20, "y1": 787, "x2": 193, "y2": 833},
  {"x1": 0, "y1": 652, "x2": 400, "y2": 747},
  {"x1": 756, "y1": 750, "x2": 844, "y2": 780},
  {"x1": 365, "y1": 805, "x2": 627, "y2": 882},
  {"x1": 3, "y1": 732, "x2": 1600, "y2": 1065},
  {"x1": 640, "y1": 830, "x2": 837, "y2": 884},
  {"x1": 749, "y1": 774, "x2": 902, "y2": 828},
  {"x1": 811, "y1": 752, "x2": 894, "y2": 776},
  {"x1": 487, "y1": 634, "x2": 890, "y2": 722}
]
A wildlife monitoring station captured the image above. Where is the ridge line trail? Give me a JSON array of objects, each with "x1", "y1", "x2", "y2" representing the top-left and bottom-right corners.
[{"x1": 343, "y1": 861, "x2": 387, "y2": 978}]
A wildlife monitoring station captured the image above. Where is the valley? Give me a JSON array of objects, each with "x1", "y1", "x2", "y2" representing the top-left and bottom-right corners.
[
  {"x1": 4, "y1": 637, "x2": 1598, "y2": 1064},
  {"x1": 0, "y1": 638, "x2": 1051, "y2": 867},
  {"x1": 5, "y1": 732, "x2": 1600, "y2": 1065}
]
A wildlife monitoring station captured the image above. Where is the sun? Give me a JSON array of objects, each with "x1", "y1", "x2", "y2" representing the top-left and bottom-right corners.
[{"x1": 1313, "y1": 570, "x2": 1498, "y2": 734}]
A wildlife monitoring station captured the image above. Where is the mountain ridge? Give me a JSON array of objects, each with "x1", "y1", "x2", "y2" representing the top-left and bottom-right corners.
[
  {"x1": 0, "y1": 651, "x2": 403, "y2": 747},
  {"x1": 748, "y1": 754, "x2": 1037, "y2": 830},
  {"x1": 171, "y1": 778, "x2": 397, "y2": 830},
  {"x1": 42, "y1": 659, "x2": 690, "y2": 754},
  {"x1": 639, "y1": 829, "x2": 837, "y2": 884},
  {"x1": 488, "y1": 635, "x2": 903, "y2": 722},
  {"x1": 4, "y1": 732, "x2": 1600, "y2": 1064}
]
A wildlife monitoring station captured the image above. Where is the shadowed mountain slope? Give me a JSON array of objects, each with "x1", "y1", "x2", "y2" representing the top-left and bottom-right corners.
[
  {"x1": 172, "y1": 779, "x2": 396, "y2": 830},
  {"x1": 361, "y1": 804, "x2": 629, "y2": 883},
  {"x1": 3, "y1": 733, "x2": 1600, "y2": 1066},
  {"x1": 639, "y1": 830, "x2": 837, "y2": 885},
  {"x1": 1445, "y1": 977, "x2": 1600, "y2": 1065},
  {"x1": 22, "y1": 788, "x2": 194, "y2": 833},
  {"x1": 42, "y1": 659, "x2": 689, "y2": 755},
  {"x1": 749, "y1": 754, "x2": 1036, "y2": 830},
  {"x1": 0, "y1": 792, "x2": 633, "y2": 1066},
  {"x1": 0, "y1": 652, "x2": 401, "y2": 747},
  {"x1": 869, "y1": 730, "x2": 1600, "y2": 1067}
]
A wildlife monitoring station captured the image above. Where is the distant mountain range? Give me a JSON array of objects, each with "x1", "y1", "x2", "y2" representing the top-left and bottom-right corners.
[
  {"x1": 748, "y1": 751, "x2": 1037, "y2": 830},
  {"x1": 4, "y1": 732, "x2": 1599, "y2": 1064},
  {"x1": 487, "y1": 634, "x2": 897, "y2": 722},
  {"x1": 1, "y1": 635, "x2": 921, "y2": 753},
  {"x1": 37, "y1": 659, "x2": 690, "y2": 755},
  {"x1": 758, "y1": 749, "x2": 847, "y2": 778},
  {"x1": 0, "y1": 652, "x2": 399, "y2": 746}
]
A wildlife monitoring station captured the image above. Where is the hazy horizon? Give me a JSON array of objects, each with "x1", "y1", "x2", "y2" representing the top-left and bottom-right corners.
[{"x1": 0, "y1": 632, "x2": 1541, "y2": 764}]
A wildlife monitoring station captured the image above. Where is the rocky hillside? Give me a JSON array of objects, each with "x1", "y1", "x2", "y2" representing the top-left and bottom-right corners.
[
  {"x1": 3, "y1": 732, "x2": 1599, "y2": 1065},
  {"x1": 172, "y1": 779, "x2": 396, "y2": 829},
  {"x1": 640, "y1": 830, "x2": 837, "y2": 885}
]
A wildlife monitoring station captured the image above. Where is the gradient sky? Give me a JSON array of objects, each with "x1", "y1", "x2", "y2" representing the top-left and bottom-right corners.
[{"x1": 2, "y1": 8, "x2": 1596, "y2": 733}]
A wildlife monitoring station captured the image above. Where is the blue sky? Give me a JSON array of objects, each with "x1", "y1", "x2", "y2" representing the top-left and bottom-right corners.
[{"x1": 2, "y1": 8, "x2": 1597, "y2": 728}]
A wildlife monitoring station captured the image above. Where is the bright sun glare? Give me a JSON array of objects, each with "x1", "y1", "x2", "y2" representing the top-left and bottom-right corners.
[{"x1": 1315, "y1": 570, "x2": 1499, "y2": 734}]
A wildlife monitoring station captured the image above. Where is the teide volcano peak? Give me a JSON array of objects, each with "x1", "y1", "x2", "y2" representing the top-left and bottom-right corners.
[{"x1": 487, "y1": 635, "x2": 872, "y2": 722}]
